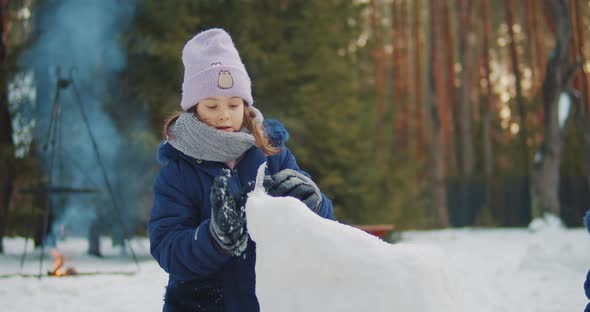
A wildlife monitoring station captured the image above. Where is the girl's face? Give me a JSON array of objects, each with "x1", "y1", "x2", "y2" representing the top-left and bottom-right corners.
[{"x1": 195, "y1": 96, "x2": 245, "y2": 132}]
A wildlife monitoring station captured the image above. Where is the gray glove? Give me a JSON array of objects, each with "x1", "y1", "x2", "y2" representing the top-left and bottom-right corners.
[
  {"x1": 263, "y1": 169, "x2": 323, "y2": 212},
  {"x1": 209, "y1": 169, "x2": 248, "y2": 256}
]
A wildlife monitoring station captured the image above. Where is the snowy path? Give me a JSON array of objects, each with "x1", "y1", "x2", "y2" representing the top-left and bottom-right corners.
[{"x1": 0, "y1": 226, "x2": 588, "y2": 312}]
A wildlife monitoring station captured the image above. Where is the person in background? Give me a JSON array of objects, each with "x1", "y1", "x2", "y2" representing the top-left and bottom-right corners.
[{"x1": 148, "y1": 28, "x2": 334, "y2": 312}]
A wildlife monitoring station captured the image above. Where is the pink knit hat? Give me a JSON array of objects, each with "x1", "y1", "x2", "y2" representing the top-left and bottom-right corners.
[{"x1": 180, "y1": 28, "x2": 253, "y2": 111}]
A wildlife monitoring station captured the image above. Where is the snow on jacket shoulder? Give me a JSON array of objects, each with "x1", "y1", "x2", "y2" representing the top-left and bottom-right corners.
[{"x1": 149, "y1": 119, "x2": 334, "y2": 312}]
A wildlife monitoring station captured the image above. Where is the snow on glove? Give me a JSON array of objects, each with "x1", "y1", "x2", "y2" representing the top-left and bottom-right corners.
[
  {"x1": 263, "y1": 169, "x2": 323, "y2": 212},
  {"x1": 209, "y1": 169, "x2": 248, "y2": 256},
  {"x1": 236, "y1": 180, "x2": 255, "y2": 210}
]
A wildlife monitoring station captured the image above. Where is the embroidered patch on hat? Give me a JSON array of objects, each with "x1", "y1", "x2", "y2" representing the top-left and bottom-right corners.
[{"x1": 218, "y1": 70, "x2": 234, "y2": 89}]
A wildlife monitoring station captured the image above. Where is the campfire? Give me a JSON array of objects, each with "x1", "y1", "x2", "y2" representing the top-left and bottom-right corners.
[
  {"x1": 48, "y1": 249, "x2": 78, "y2": 277},
  {"x1": 0, "y1": 247, "x2": 138, "y2": 279}
]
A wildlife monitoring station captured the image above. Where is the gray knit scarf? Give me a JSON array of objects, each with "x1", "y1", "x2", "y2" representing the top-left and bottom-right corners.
[{"x1": 167, "y1": 108, "x2": 263, "y2": 162}]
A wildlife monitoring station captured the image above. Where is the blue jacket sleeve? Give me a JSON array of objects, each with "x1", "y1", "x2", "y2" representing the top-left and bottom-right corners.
[
  {"x1": 275, "y1": 147, "x2": 335, "y2": 220},
  {"x1": 149, "y1": 160, "x2": 231, "y2": 280}
]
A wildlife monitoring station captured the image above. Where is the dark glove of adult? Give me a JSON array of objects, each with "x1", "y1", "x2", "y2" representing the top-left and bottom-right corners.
[
  {"x1": 263, "y1": 169, "x2": 322, "y2": 212},
  {"x1": 209, "y1": 169, "x2": 248, "y2": 256}
]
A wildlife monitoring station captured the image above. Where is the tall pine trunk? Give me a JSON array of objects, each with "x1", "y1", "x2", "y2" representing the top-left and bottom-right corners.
[
  {"x1": 504, "y1": 0, "x2": 533, "y2": 224},
  {"x1": 0, "y1": 0, "x2": 14, "y2": 254},
  {"x1": 481, "y1": 0, "x2": 495, "y2": 215},
  {"x1": 533, "y1": 1, "x2": 547, "y2": 93},
  {"x1": 413, "y1": 0, "x2": 424, "y2": 160},
  {"x1": 429, "y1": 0, "x2": 450, "y2": 227},
  {"x1": 370, "y1": 0, "x2": 386, "y2": 115},
  {"x1": 370, "y1": 0, "x2": 388, "y2": 165},
  {"x1": 391, "y1": 0, "x2": 402, "y2": 151},
  {"x1": 569, "y1": 0, "x2": 589, "y2": 113},
  {"x1": 442, "y1": 0, "x2": 458, "y2": 174},
  {"x1": 532, "y1": 0, "x2": 573, "y2": 218},
  {"x1": 505, "y1": 0, "x2": 531, "y2": 176},
  {"x1": 568, "y1": 0, "x2": 590, "y2": 193},
  {"x1": 573, "y1": 93, "x2": 590, "y2": 194},
  {"x1": 525, "y1": 0, "x2": 540, "y2": 93},
  {"x1": 398, "y1": 0, "x2": 411, "y2": 154},
  {"x1": 457, "y1": 0, "x2": 474, "y2": 178}
]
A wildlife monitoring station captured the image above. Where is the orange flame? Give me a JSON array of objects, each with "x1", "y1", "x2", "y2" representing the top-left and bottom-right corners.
[{"x1": 49, "y1": 249, "x2": 77, "y2": 277}]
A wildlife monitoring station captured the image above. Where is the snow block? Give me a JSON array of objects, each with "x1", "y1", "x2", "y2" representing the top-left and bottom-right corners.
[{"x1": 246, "y1": 193, "x2": 467, "y2": 312}]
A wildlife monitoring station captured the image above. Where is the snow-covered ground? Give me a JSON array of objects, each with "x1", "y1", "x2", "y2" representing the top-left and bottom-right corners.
[
  {"x1": 1, "y1": 224, "x2": 587, "y2": 311},
  {"x1": 0, "y1": 238, "x2": 167, "y2": 312},
  {"x1": 402, "y1": 226, "x2": 589, "y2": 312}
]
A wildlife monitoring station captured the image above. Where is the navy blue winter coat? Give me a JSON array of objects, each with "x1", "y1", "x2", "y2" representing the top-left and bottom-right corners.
[
  {"x1": 584, "y1": 212, "x2": 590, "y2": 312},
  {"x1": 149, "y1": 120, "x2": 334, "y2": 312}
]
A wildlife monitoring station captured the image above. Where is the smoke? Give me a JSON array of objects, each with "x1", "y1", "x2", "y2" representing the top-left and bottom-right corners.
[{"x1": 19, "y1": 0, "x2": 152, "y2": 243}]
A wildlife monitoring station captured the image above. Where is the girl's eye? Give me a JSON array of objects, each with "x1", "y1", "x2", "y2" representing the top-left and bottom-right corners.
[
  {"x1": 206, "y1": 106, "x2": 217, "y2": 110},
  {"x1": 230, "y1": 104, "x2": 240, "y2": 109}
]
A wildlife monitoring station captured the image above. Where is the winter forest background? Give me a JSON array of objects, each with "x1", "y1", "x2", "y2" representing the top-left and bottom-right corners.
[{"x1": 1, "y1": 0, "x2": 590, "y2": 253}]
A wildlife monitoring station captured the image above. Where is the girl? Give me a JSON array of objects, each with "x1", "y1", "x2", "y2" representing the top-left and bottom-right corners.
[{"x1": 149, "y1": 28, "x2": 334, "y2": 312}]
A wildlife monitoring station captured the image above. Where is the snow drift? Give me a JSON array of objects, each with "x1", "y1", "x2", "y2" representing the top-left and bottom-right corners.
[{"x1": 246, "y1": 164, "x2": 467, "y2": 312}]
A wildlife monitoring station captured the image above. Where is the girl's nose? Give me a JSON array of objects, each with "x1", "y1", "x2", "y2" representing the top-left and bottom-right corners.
[{"x1": 219, "y1": 109, "x2": 230, "y2": 120}]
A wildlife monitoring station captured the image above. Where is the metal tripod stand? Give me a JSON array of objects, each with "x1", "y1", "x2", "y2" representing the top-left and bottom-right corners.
[{"x1": 18, "y1": 66, "x2": 139, "y2": 278}]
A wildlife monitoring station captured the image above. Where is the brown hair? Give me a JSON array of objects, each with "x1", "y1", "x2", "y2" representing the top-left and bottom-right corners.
[{"x1": 162, "y1": 103, "x2": 280, "y2": 156}]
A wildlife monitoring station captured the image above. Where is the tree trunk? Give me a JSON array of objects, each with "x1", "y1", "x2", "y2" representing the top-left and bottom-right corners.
[
  {"x1": 370, "y1": 0, "x2": 387, "y2": 162},
  {"x1": 442, "y1": 0, "x2": 458, "y2": 174},
  {"x1": 398, "y1": 0, "x2": 410, "y2": 154},
  {"x1": 525, "y1": 0, "x2": 540, "y2": 93},
  {"x1": 0, "y1": 0, "x2": 14, "y2": 254},
  {"x1": 569, "y1": 0, "x2": 589, "y2": 113},
  {"x1": 413, "y1": 0, "x2": 424, "y2": 160},
  {"x1": 0, "y1": 92, "x2": 13, "y2": 255},
  {"x1": 481, "y1": 0, "x2": 494, "y2": 206},
  {"x1": 429, "y1": 0, "x2": 450, "y2": 228},
  {"x1": 391, "y1": 0, "x2": 411, "y2": 155},
  {"x1": 572, "y1": 93, "x2": 590, "y2": 193},
  {"x1": 505, "y1": 0, "x2": 531, "y2": 178},
  {"x1": 532, "y1": 0, "x2": 573, "y2": 218},
  {"x1": 429, "y1": 3, "x2": 450, "y2": 174},
  {"x1": 568, "y1": 0, "x2": 590, "y2": 193},
  {"x1": 33, "y1": 191, "x2": 50, "y2": 247},
  {"x1": 533, "y1": 0, "x2": 547, "y2": 93},
  {"x1": 88, "y1": 219, "x2": 102, "y2": 257},
  {"x1": 532, "y1": 1, "x2": 547, "y2": 126},
  {"x1": 391, "y1": 0, "x2": 403, "y2": 151},
  {"x1": 391, "y1": 0, "x2": 400, "y2": 101},
  {"x1": 505, "y1": 0, "x2": 532, "y2": 225},
  {"x1": 457, "y1": 0, "x2": 474, "y2": 178},
  {"x1": 370, "y1": 0, "x2": 386, "y2": 115}
]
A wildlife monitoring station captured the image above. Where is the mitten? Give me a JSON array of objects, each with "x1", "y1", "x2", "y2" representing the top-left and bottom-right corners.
[
  {"x1": 209, "y1": 169, "x2": 248, "y2": 256},
  {"x1": 263, "y1": 169, "x2": 322, "y2": 212}
]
